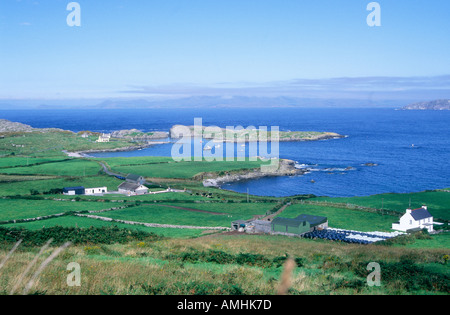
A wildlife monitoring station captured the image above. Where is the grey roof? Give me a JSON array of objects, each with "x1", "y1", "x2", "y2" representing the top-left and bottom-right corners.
[
  {"x1": 295, "y1": 214, "x2": 328, "y2": 227},
  {"x1": 126, "y1": 174, "x2": 144, "y2": 181},
  {"x1": 410, "y1": 208, "x2": 432, "y2": 220},
  {"x1": 272, "y1": 217, "x2": 308, "y2": 228},
  {"x1": 272, "y1": 214, "x2": 328, "y2": 228},
  {"x1": 118, "y1": 182, "x2": 146, "y2": 191}
]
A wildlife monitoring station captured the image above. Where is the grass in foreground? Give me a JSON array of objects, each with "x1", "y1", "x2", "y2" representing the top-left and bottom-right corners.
[{"x1": 0, "y1": 232, "x2": 448, "y2": 295}]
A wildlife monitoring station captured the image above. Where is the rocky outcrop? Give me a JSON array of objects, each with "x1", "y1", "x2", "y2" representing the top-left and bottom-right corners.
[
  {"x1": 202, "y1": 159, "x2": 308, "y2": 187},
  {"x1": 0, "y1": 119, "x2": 68, "y2": 134},
  {"x1": 111, "y1": 129, "x2": 169, "y2": 140}
]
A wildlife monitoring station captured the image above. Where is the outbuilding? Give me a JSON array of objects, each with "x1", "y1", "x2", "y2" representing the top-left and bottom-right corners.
[
  {"x1": 126, "y1": 174, "x2": 146, "y2": 185},
  {"x1": 271, "y1": 214, "x2": 328, "y2": 236},
  {"x1": 63, "y1": 186, "x2": 85, "y2": 196},
  {"x1": 85, "y1": 187, "x2": 108, "y2": 196}
]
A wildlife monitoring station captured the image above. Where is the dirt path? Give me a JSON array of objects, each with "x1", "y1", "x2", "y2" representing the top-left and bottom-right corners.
[{"x1": 261, "y1": 203, "x2": 291, "y2": 221}]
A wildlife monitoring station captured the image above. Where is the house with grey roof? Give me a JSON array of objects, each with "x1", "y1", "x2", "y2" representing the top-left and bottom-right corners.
[
  {"x1": 392, "y1": 206, "x2": 434, "y2": 232},
  {"x1": 126, "y1": 174, "x2": 146, "y2": 185},
  {"x1": 118, "y1": 182, "x2": 149, "y2": 196}
]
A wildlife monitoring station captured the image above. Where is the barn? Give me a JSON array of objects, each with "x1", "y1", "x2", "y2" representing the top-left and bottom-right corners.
[
  {"x1": 271, "y1": 214, "x2": 328, "y2": 236},
  {"x1": 63, "y1": 186, "x2": 85, "y2": 196}
]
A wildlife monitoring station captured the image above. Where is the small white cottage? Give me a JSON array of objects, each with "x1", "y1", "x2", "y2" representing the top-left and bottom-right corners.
[
  {"x1": 392, "y1": 206, "x2": 434, "y2": 232},
  {"x1": 85, "y1": 187, "x2": 108, "y2": 196}
]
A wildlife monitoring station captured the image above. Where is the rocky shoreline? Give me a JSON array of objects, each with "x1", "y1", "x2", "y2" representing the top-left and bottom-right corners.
[{"x1": 202, "y1": 159, "x2": 308, "y2": 187}]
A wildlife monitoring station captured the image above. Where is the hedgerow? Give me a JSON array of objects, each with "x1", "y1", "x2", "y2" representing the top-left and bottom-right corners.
[{"x1": 0, "y1": 225, "x2": 161, "y2": 247}]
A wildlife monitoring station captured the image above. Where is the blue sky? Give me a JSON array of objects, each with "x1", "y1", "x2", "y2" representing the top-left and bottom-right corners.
[{"x1": 0, "y1": 0, "x2": 450, "y2": 101}]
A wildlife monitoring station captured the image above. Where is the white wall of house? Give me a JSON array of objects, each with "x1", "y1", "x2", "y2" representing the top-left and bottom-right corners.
[
  {"x1": 85, "y1": 187, "x2": 108, "y2": 195},
  {"x1": 119, "y1": 185, "x2": 148, "y2": 196},
  {"x1": 392, "y1": 208, "x2": 434, "y2": 232}
]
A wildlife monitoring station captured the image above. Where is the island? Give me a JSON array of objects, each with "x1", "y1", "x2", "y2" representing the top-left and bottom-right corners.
[
  {"x1": 170, "y1": 125, "x2": 345, "y2": 142},
  {"x1": 400, "y1": 99, "x2": 450, "y2": 110}
]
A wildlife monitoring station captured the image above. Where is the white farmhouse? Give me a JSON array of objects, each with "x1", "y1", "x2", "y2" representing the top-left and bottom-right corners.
[
  {"x1": 96, "y1": 133, "x2": 111, "y2": 143},
  {"x1": 392, "y1": 206, "x2": 434, "y2": 233}
]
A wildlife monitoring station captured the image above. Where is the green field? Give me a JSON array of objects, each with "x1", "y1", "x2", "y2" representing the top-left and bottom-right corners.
[
  {"x1": 0, "y1": 175, "x2": 122, "y2": 197},
  {"x1": 316, "y1": 190, "x2": 450, "y2": 221},
  {"x1": 0, "y1": 157, "x2": 66, "y2": 168},
  {"x1": 0, "y1": 131, "x2": 140, "y2": 157},
  {"x1": 0, "y1": 158, "x2": 102, "y2": 176},
  {"x1": 7, "y1": 215, "x2": 208, "y2": 239},
  {"x1": 0, "y1": 199, "x2": 113, "y2": 221},
  {"x1": 101, "y1": 156, "x2": 268, "y2": 179},
  {"x1": 279, "y1": 203, "x2": 399, "y2": 232},
  {"x1": 96, "y1": 204, "x2": 236, "y2": 228}
]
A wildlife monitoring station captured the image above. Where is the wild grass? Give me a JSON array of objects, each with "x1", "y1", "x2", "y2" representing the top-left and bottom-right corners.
[{"x1": 0, "y1": 233, "x2": 448, "y2": 295}]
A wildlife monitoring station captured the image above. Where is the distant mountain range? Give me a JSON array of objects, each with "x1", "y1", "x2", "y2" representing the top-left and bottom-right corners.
[
  {"x1": 0, "y1": 96, "x2": 403, "y2": 110},
  {"x1": 73, "y1": 96, "x2": 401, "y2": 109},
  {"x1": 401, "y1": 99, "x2": 450, "y2": 110}
]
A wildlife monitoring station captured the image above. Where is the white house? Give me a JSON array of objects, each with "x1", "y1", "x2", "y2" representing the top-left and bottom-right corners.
[
  {"x1": 96, "y1": 134, "x2": 111, "y2": 143},
  {"x1": 392, "y1": 206, "x2": 434, "y2": 233},
  {"x1": 118, "y1": 182, "x2": 148, "y2": 196},
  {"x1": 85, "y1": 187, "x2": 108, "y2": 196}
]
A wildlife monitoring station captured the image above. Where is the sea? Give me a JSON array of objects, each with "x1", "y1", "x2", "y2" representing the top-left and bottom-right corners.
[{"x1": 1, "y1": 108, "x2": 449, "y2": 198}]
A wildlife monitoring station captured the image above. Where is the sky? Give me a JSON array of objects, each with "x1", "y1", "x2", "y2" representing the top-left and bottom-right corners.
[{"x1": 0, "y1": 0, "x2": 450, "y2": 104}]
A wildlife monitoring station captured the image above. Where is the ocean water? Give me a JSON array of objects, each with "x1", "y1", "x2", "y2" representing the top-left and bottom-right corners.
[{"x1": 1, "y1": 108, "x2": 449, "y2": 197}]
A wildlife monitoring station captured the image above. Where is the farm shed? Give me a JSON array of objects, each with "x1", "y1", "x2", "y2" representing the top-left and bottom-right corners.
[
  {"x1": 272, "y1": 217, "x2": 311, "y2": 235},
  {"x1": 271, "y1": 214, "x2": 328, "y2": 235},
  {"x1": 63, "y1": 186, "x2": 85, "y2": 196},
  {"x1": 231, "y1": 220, "x2": 248, "y2": 231}
]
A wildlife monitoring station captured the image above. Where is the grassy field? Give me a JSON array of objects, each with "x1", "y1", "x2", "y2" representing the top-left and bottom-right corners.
[
  {"x1": 101, "y1": 156, "x2": 269, "y2": 179},
  {"x1": 0, "y1": 144, "x2": 448, "y2": 296},
  {"x1": 278, "y1": 203, "x2": 398, "y2": 232},
  {"x1": 0, "y1": 233, "x2": 448, "y2": 295},
  {"x1": 0, "y1": 199, "x2": 115, "y2": 222},
  {"x1": 316, "y1": 190, "x2": 450, "y2": 221},
  {"x1": 0, "y1": 131, "x2": 141, "y2": 157},
  {"x1": 0, "y1": 175, "x2": 122, "y2": 197},
  {"x1": 0, "y1": 159, "x2": 102, "y2": 176},
  {"x1": 6, "y1": 215, "x2": 209, "y2": 239},
  {"x1": 96, "y1": 204, "x2": 236, "y2": 228}
]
